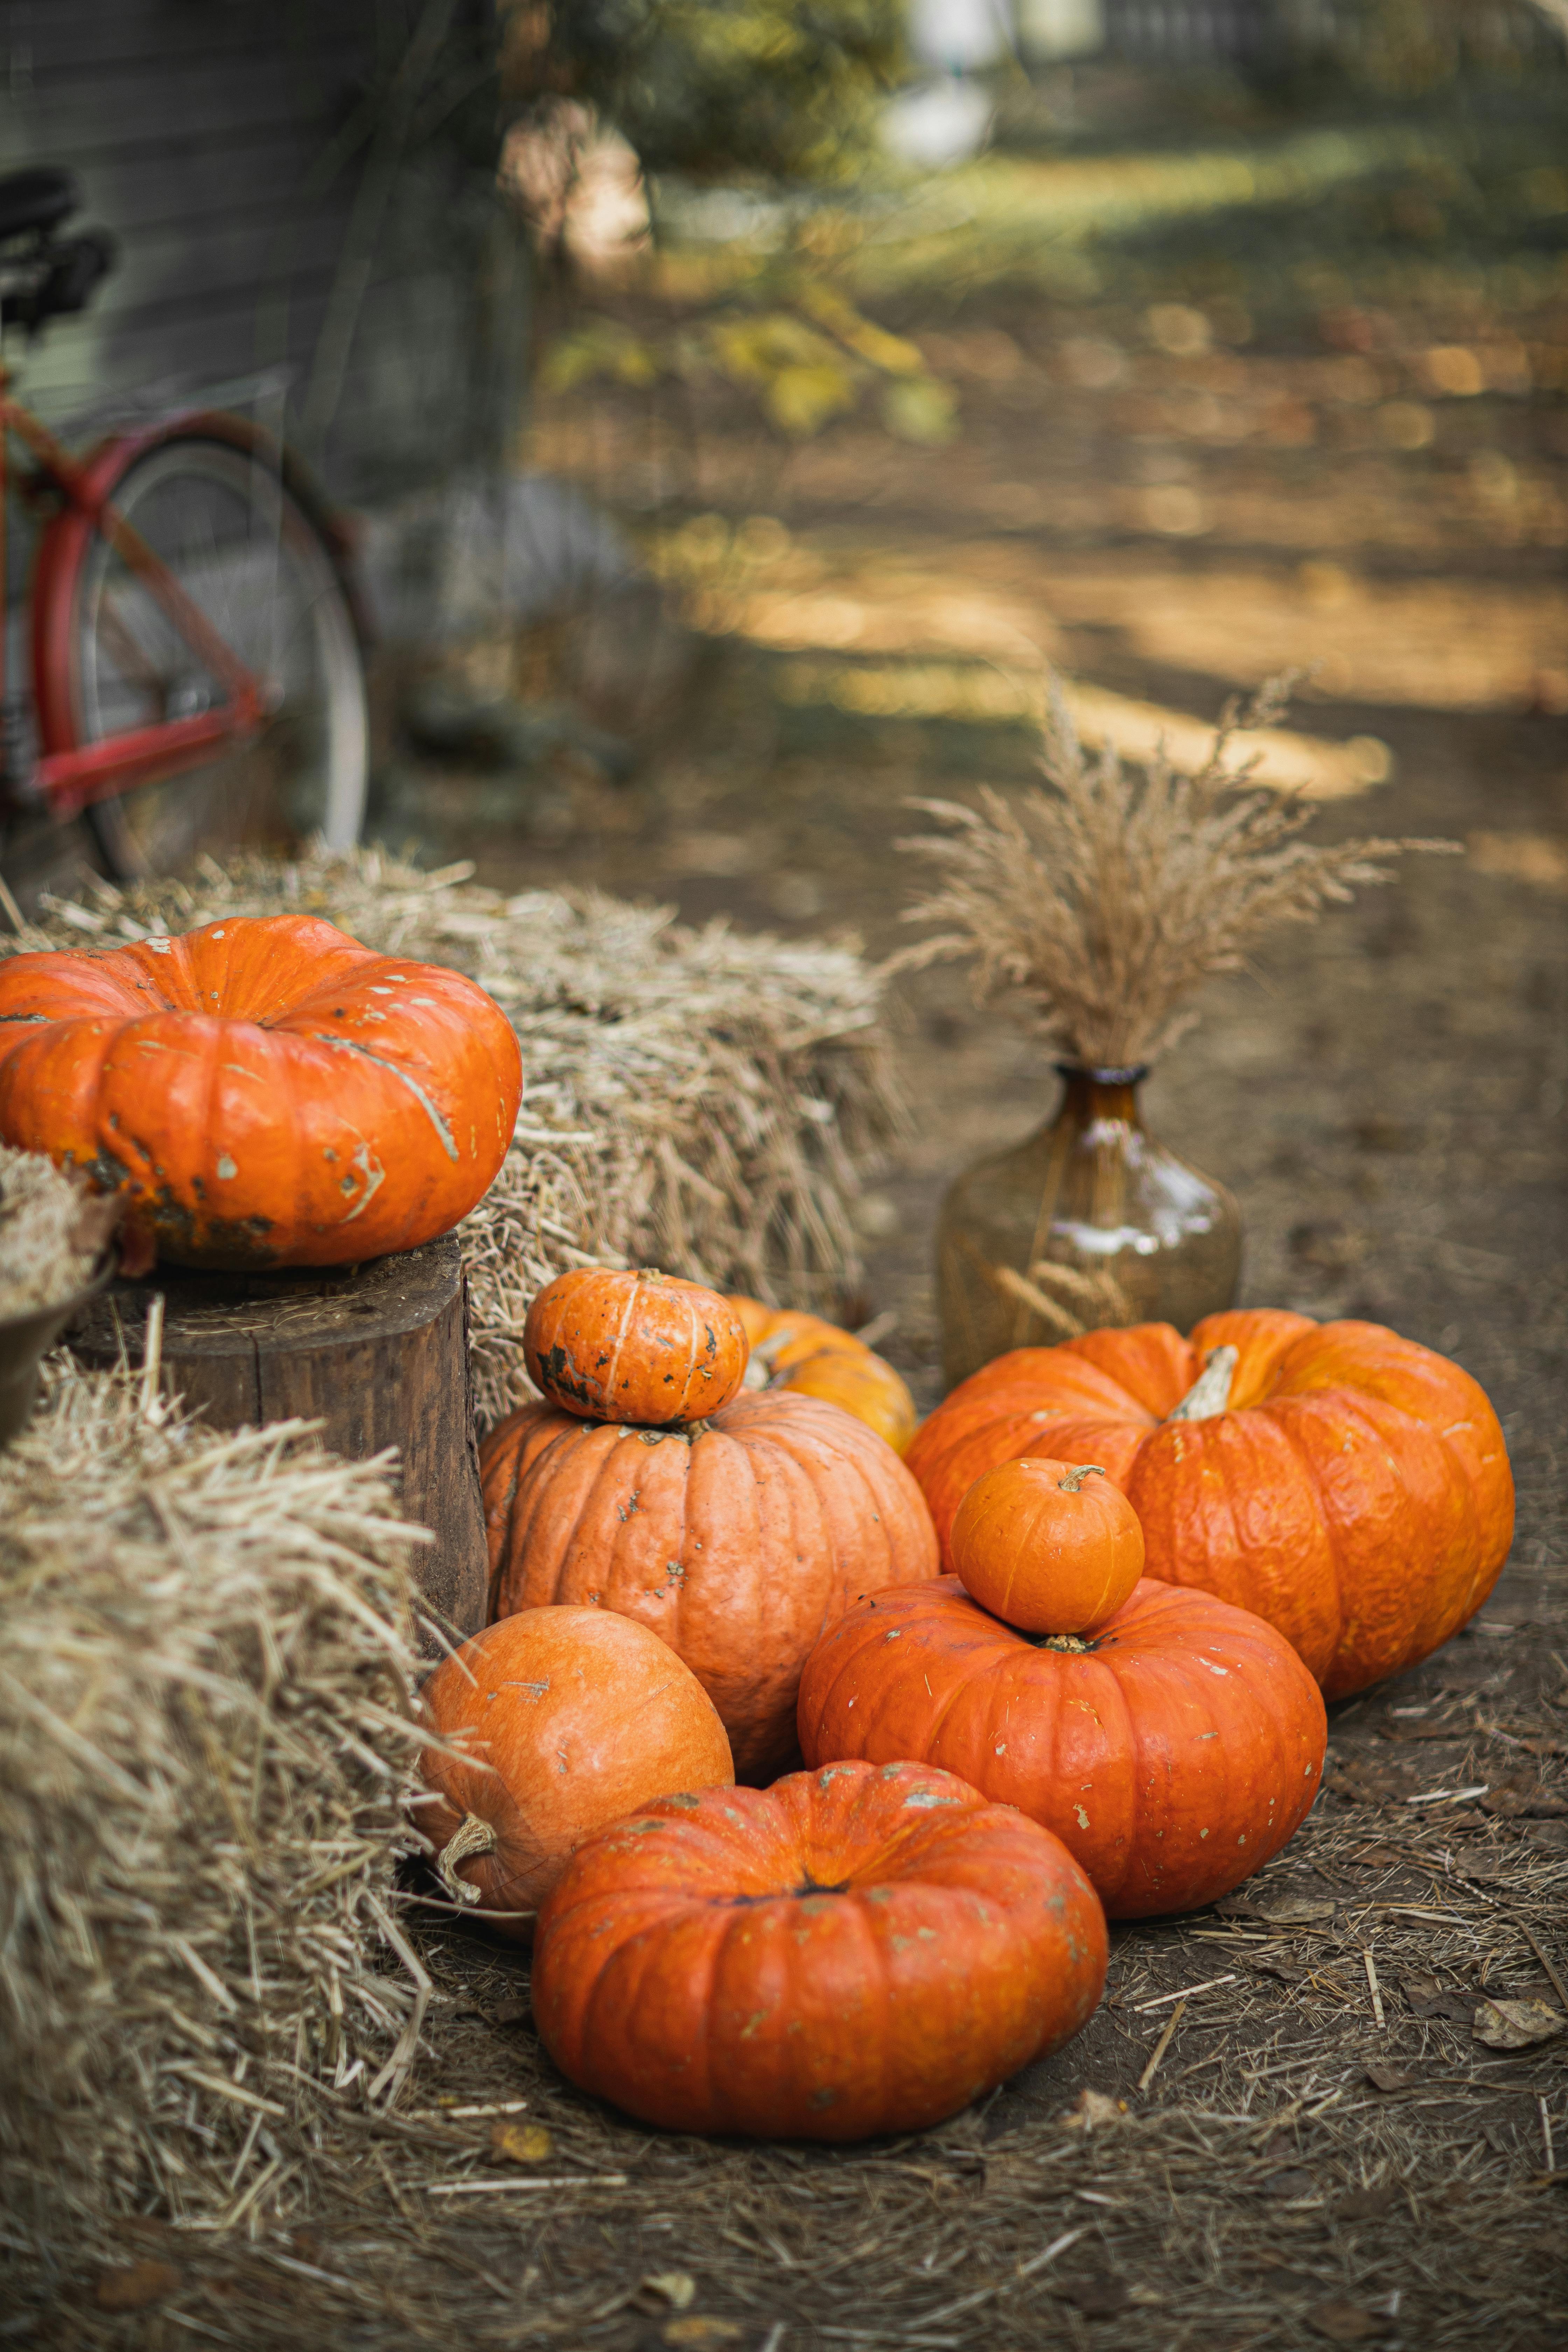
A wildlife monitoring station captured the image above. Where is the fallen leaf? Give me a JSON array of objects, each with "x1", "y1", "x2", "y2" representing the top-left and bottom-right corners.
[
  {"x1": 492, "y1": 2121, "x2": 553, "y2": 2163},
  {"x1": 1063, "y1": 2274, "x2": 1132, "y2": 2315},
  {"x1": 96, "y1": 2262, "x2": 181, "y2": 2313},
  {"x1": 1363, "y1": 2060, "x2": 1411, "y2": 2092},
  {"x1": 1061, "y1": 2088, "x2": 1126, "y2": 2130},
  {"x1": 1338, "y1": 2184, "x2": 1401, "y2": 2220},
  {"x1": 643, "y1": 2275, "x2": 698, "y2": 2311},
  {"x1": 663, "y1": 2323, "x2": 743, "y2": 2348},
  {"x1": 1308, "y1": 2301, "x2": 1390, "y2": 2343},
  {"x1": 1483, "y1": 1788, "x2": 1568, "y2": 1819},
  {"x1": 1473, "y1": 1998, "x2": 1566, "y2": 2050},
  {"x1": 1401, "y1": 1973, "x2": 1476, "y2": 2023},
  {"x1": 1254, "y1": 1895, "x2": 1338, "y2": 1926},
  {"x1": 489, "y1": 1998, "x2": 530, "y2": 2025}
]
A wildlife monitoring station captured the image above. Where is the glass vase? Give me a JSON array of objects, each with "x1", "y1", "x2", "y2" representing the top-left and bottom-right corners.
[{"x1": 936, "y1": 1063, "x2": 1242, "y2": 1391}]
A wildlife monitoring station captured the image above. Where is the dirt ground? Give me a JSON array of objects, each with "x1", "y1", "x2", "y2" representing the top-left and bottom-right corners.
[{"x1": 24, "y1": 67, "x2": 1568, "y2": 2352}]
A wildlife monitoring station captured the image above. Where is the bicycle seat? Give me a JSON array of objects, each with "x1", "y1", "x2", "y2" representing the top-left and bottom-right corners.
[{"x1": 0, "y1": 168, "x2": 79, "y2": 243}]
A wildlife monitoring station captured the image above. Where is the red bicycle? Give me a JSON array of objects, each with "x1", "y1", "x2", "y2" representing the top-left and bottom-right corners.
[{"x1": 0, "y1": 168, "x2": 368, "y2": 883}]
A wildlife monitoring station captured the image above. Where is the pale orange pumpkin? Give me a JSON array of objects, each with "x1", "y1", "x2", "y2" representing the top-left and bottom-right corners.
[
  {"x1": 415, "y1": 1607, "x2": 734, "y2": 1932},
  {"x1": 480, "y1": 1388, "x2": 939, "y2": 1779}
]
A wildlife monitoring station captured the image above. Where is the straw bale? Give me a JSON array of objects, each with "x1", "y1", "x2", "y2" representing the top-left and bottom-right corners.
[
  {"x1": 0, "y1": 1353, "x2": 429, "y2": 2285},
  {"x1": 1, "y1": 845, "x2": 904, "y2": 1429}
]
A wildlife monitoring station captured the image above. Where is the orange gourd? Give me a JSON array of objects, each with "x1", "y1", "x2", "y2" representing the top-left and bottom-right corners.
[
  {"x1": 730, "y1": 1294, "x2": 919, "y2": 1454},
  {"x1": 415, "y1": 1608, "x2": 733, "y2": 1932},
  {"x1": 798, "y1": 1577, "x2": 1327, "y2": 1917},
  {"x1": 525, "y1": 1265, "x2": 750, "y2": 1425},
  {"x1": 0, "y1": 916, "x2": 522, "y2": 1268},
  {"x1": 480, "y1": 1388, "x2": 939, "y2": 1779},
  {"x1": 906, "y1": 1311, "x2": 1514, "y2": 1699},
  {"x1": 951, "y1": 1457, "x2": 1144, "y2": 1635},
  {"x1": 531, "y1": 1759, "x2": 1108, "y2": 2141}
]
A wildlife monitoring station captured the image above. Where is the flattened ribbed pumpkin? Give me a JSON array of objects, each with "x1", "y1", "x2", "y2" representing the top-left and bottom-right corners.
[{"x1": 0, "y1": 915, "x2": 521, "y2": 1268}]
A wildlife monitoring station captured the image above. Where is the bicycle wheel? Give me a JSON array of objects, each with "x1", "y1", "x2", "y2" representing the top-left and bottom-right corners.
[{"x1": 57, "y1": 429, "x2": 367, "y2": 880}]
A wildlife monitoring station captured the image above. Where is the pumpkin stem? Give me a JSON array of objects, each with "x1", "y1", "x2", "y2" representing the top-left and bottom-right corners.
[
  {"x1": 435, "y1": 1810, "x2": 497, "y2": 1904},
  {"x1": 1167, "y1": 1344, "x2": 1239, "y2": 1425},
  {"x1": 1056, "y1": 1463, "x2": 1107, "y2": 1493},
  {"x1": 1041, "y1": 1632, "x2": 1093, "y2": 1653}
]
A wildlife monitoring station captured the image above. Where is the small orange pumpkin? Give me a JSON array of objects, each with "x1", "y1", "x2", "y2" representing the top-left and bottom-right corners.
[
  {"x1": 798, "y1": 1577, "x2": 1327, "y2": 1918},
  {"x1": 730, "y1": 1294, "x2": 918, "y2": 1454},
  {"x1": 951, "y1": 1457, "x2": 1144, "y2": 1635},
  {"x1": 415, "y1": 1608, "x2": 734, "y2": 1932},
  {"x1": 525, "y1": 1266, "x2": 749, "y2": 1426},
  {"x1": 531, "y1": 1759, "x2": 1108, "y2": 2141},
  {"x1": 0, "y1": 915, "x2": 522, "y2": 1268},
  {"x1": 480, "y1": 1388, "x2": 939, "y2": 1779}
]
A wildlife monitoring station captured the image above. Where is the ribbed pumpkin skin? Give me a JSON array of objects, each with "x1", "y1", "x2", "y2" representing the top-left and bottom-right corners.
[
  {"x1": 905, "y1": 1311, "x2": 1514, "y2": 1699},
  {"x1": 730, "y1": 1295, "x2": 919, "y2": 1455},
  {"x1": 526, "y1": 1267, "x2": 750, "y2": 1425},
  {"x1": 798, "y1": 1577, "x2": 1326, "y2": 1917},
  {"x1": 531, "y1": 1760, "x2": 1108, "y2": 2141},
  {"x1": 480, "y1": 1390, "x2": 940, "y2": 1779},
  {"x1": 416, "y1": 1610, "x2": 734, "y2": 1933},
  {"x1": 0, "y1": 916, "x2": 522, "y2": 1268}
]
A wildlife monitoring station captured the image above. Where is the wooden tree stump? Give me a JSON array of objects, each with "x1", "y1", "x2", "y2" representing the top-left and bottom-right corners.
[{"x1": 69, "y1": 1236, "x2": 487, "y2": 1649}]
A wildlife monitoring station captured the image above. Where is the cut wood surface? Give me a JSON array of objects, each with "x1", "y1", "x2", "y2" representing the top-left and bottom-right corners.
[{"x1": 69, "y1": 1234, "x2": 485, "y2": 1644}]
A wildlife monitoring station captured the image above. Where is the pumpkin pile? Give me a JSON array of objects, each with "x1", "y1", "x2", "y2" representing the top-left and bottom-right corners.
[
  {"x1": 481, "y1": 1265, "x2": 939, "y2": 1779},
  {"x1": 906, "y1": 1309, "x2": 1515, "y2": 1699}
]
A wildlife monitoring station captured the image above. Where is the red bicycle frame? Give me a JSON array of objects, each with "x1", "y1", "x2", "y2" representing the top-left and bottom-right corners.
[{"x1": 0, "y1": 354, "x2": 267, "y2": 820}]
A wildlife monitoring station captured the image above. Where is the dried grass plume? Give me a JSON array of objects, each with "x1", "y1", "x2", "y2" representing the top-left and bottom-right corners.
[{"x1": 896, "y1": 674, "x2": 1458, "y2": 1067}]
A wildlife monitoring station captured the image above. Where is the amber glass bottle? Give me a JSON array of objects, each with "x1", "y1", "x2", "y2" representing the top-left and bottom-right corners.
[{"x1": 936, "y1": 1065, "x2": 1241, "y2": 1390}]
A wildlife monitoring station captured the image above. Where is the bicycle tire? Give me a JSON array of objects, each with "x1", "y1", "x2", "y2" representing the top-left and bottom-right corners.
[{"x1": 38, "y1": 423, "x2": 368, "y2": 882}]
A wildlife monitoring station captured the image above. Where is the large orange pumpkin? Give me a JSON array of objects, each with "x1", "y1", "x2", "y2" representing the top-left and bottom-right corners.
[
  {"x1": 531, "y1": 1759, "x2": 1108, "y2": 2141},
  {"x1": 798, "y1": 1577, "x2": 1326, "y2": 1917},
  {"x1": 480, "y1": 1389, "x2": 940, "y2": 1779},
  {"x1": 415, "y1": 1608, "x2": 734, "y2": 1933},
  {"x1": 906, "y1": 1311, "x2": 1514, "y2": 1699},
  {"x1": 0, "y1": 916, "x2": 522, "y2": 1268},
  {"x1": 730, "y1": 1294, "x2": 919, "y2": 1454},
  {"x1": 525, "y1": 1265, "x2": 749, "y2": 1425}
]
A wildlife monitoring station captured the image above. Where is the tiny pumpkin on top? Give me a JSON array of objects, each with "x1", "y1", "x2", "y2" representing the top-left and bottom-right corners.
[
  {"x1": 950, "y1": 1457, "x2": 1144, "y2": 1636},
  {"x1": 524, "y1": 1265, "x2": 750, "y2": 1426}
]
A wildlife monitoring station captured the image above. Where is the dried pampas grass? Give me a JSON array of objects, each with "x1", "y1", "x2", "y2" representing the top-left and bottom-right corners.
[
  {"x1": 0, "y1": 1354, "x2": 428, "y2": 2280},
  {"x1": 4, "y1": 845, "x2": 903, "y2": 1429},
  {"x1": 897, "y1": 674, "x2": 1458, "y2": 1068}
]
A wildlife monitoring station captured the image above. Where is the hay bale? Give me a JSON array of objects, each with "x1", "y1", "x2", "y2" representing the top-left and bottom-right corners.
[
  {"x1": 0, "y1": 1354, "x2": 428, "y2": 2282},
  {"x1": 3, "y1": 847, "x2": 905, "y2": 1430}
]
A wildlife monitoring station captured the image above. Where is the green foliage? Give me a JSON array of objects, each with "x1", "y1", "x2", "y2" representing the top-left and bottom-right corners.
[
  {"x1": 540, "y1": 266, "x2": 958, "y2": 443},
  {"x1": 509, "y1": 0, "x2": 906, "y2": 185}
]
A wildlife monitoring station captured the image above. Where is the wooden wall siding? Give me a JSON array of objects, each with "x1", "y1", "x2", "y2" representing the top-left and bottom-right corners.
[{"x1": 0, "y1": 0, "x2": 527, "y2": 505}]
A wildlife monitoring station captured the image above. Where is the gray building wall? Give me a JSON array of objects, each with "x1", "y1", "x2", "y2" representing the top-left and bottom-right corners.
[{"x1": 0, "y1": 0, "x2": 528, "y2": 505}]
